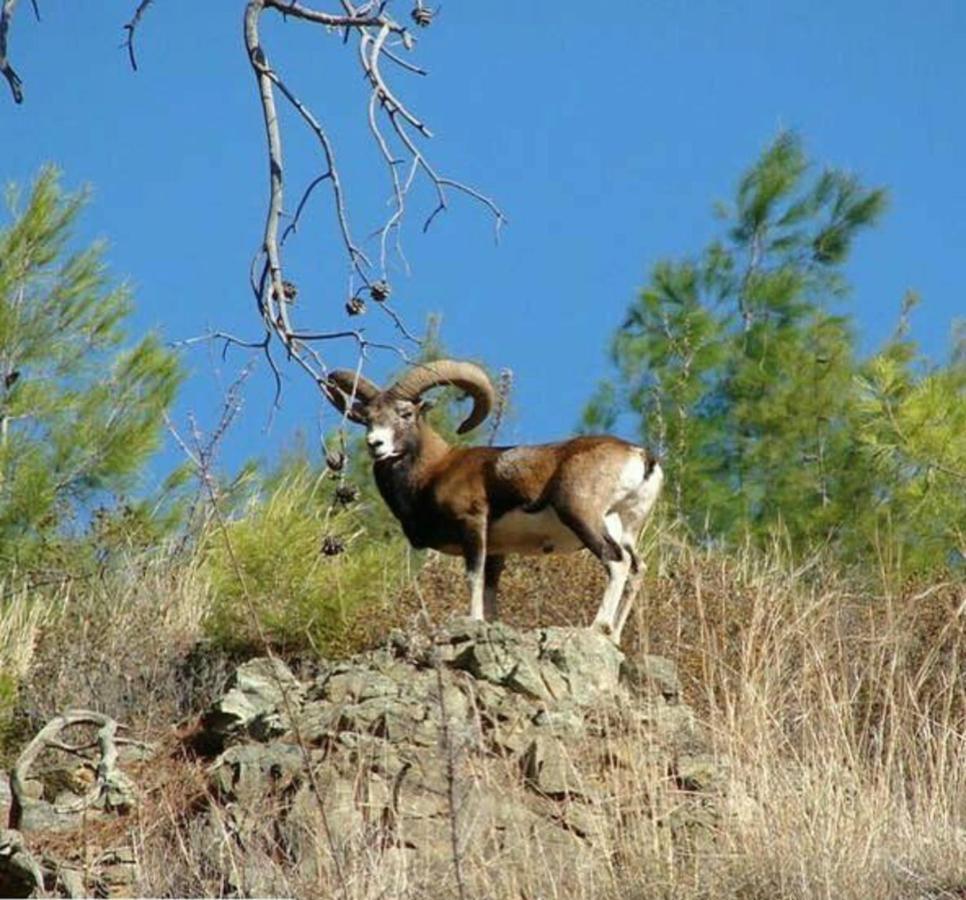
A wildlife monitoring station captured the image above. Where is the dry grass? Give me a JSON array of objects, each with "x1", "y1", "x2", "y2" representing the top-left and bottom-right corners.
[
  {"x1": 0, "y1": 549, "x2": 228, "y2": 763},
  {"x1": 3, "y1": 530, "x2": 965, "y2": 898}
]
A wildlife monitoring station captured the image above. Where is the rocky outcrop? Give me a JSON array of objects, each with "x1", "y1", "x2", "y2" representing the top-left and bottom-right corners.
[
  {"x1": 198, "y1": 620, "x2": 720, "y2": 896},
  {"x1": 2, "y1": 620, "x2": 723, "y2": 897}
]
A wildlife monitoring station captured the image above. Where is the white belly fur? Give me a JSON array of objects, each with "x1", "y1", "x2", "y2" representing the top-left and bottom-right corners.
[{"x1": 488, "y1": 507, "x2": 584, "y2": 555}]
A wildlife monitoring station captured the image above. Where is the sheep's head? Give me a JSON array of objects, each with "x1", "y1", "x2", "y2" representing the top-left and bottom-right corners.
[{"x1": 323, "y1": 360, "x2": 495, "y2": 461}]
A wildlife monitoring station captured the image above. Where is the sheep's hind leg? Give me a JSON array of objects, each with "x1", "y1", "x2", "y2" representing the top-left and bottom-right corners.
[
  {"x1": 613, "y1": 558, "x2": 645, "y2": 643},
  {"x1": 554, "y1": 503, "x2": 629, "y2": 635},
  {"x1": 591, "y1": 513, "x2": 633, "y2": 634},
  {"x1": 611, "y1": 502, "x2": 654, "y2": 641}
]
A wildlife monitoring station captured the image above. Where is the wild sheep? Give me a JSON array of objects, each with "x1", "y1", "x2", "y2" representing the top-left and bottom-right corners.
[{"x1": 324, "y1": 359, "x2": 663, "y2": 642}]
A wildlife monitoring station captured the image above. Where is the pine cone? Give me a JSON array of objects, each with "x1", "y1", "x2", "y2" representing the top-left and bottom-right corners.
[
  {"x1": 321, "y1": 535, "x2": 345, "y2": 556},
  {"x1": 411, "y1": 6, "x2": 434, "y2": 26},
  {"x1": 335, "y1": 483, "x2": 359, "y2": 506},
  {"x1": 345, "y1": 295, "x2": 366, "y2": 316},
  {"x1": 369, "y1": 279, "x2": 391, "y2": 302}
]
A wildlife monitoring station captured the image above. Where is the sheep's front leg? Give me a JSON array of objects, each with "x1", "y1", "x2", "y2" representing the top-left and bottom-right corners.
[
  {"x1": 462, "y1": 529, "x2": 487, "y2": 620},
  {"x1": 483, "y1": 555, "x2": 505, "y2": 620}
]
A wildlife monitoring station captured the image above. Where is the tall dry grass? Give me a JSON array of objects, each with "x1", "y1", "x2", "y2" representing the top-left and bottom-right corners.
[
  {"x1": 3, "y1": 527, "x2": 964, "y2": 898},
  {"x1": 629, "y1": 533, "x2": 966, "y2": 899},
  {"x1": 337, "y1": 532, "x2": 966, "y2": 899},
  {"x1": 0, "y1": 548, "x2": 219, "y2": 760}
]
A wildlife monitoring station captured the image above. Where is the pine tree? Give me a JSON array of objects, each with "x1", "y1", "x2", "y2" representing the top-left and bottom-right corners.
[
  {"x1": 586, "y1": 133, "x2": 888, "y2": 549},
  {"x1": 0, "y1": 167, "x2": 183, "y2": 574},
  {"x1": 853, "y1": 296, "x2": 965, "y2": 570}
]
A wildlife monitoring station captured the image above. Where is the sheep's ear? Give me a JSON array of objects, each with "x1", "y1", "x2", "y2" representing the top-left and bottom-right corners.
[{"x1": 417, "y1": 399, "x2": 435, "y2": 417}]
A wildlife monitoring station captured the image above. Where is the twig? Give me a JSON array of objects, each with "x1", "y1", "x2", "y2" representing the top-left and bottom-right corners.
[
  {"x1": 487, "y1": 368, "x2": 513, "y2": 445},
  {"x1": 122, "y1": 0, "x2": 155, "y2": 71},
  {"x1": 281, "y1": 172, "x2": 332, "y2": 245},
  {"x1": 264, "y1": 0, "x2": 382, "y2": 28},
  {"x1": 378, "y1": 301, "x2": 423, "y2": 345},
  {"x1": 432, "y1": 652, "x2": 467, "y2": 900},
  {"x1": 0, "y1": 0, "x2": 24, "y2": 103},
  {"x1": 367, "y1": 22, "x2": 431, "y2": 136}
]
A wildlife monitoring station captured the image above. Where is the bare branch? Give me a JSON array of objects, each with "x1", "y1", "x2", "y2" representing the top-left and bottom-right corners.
[
  {"x1": 378, "y1": 300, "x2": 422, "y2": 345},
  {"x1": 265, "y1": 0, "x2": 382, "y2": 28},
  {"x1": 240, "y1": 0, "x2": 506, "y2": 389},
  {"x1": 379, "y1": 43, "x2": 427, "y2": 77},
  {"x1": 0, "y1": 0, "x2": 24, "y2": 103},
  {"x1": 263, "y1": 63, "x2": 371, "y2": 276},
  {"x1": 281, "y1": 172, "x2": 332, "y2": 245},
  {"x1": 6, "y1": 1, "x2": 505, "y2": 409},
  {"x1": 244, "y1": 2, "x2": 291, "y2": 344},
  {"x1": 367, "y1": 22, "x2": 431, "y2": 136},
  {"x1": 123, "y1": 0, "x2": 155, "y2": 72}
]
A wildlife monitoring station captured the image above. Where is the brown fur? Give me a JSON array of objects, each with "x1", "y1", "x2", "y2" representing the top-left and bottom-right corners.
[{"x1": 328, "y1": 373, "x2": 663, "y2": 638}]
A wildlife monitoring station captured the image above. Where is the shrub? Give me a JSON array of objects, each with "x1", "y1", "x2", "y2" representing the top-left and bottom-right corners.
[{"x1": 202, "y1": 463, "x2": 412, "y2": 657}]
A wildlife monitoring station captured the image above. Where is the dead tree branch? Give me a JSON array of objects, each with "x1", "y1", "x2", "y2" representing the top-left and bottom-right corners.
[
  {"x1": 243, "y1": 0, "x2": 505, "y2": 392},
  {"x1": 10, "y1": 709, "x2": 145, "y2": 828},
  {"x1": 0, "y1": 0, "x2": 24, "y2": 103},
  {"x1": 7, "y1": 2, "x2": 504, "y2": 406},
  {"x1": 123, "y1": 0, "x2": 156, "y2": 71}
]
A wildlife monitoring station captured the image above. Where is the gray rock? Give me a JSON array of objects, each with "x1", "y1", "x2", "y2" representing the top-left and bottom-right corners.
[
  {"x1": 190, "y1": 618, "x2": 722, "y2": 889},
  {"x1": 675, "y1": 752, "x2": 723, "y2": 792},
  {"x1": 315, "y1": 664, "x2": 399, "y2": 705},
  {"x1": 538, "y1": 627, "x2": 625, "y2": 704},
  {"x1": 203, "y1": 657, "x2": 303, "y2": 742},
  {"x1": 209, "y1": 742, "x2": 305, "y2": 803},
  {"x1": 17, "y1": 797, "x2": 83, "y2": 833},
  {"x1": 622, "y1": 654, "x2": 682, "y2": 703},
  {"x1": 531, "y1": 703, "x2": 586, "y2": 738},
  {"x1": 520, "y1": 733, "x2": 588, "y2": 798},
  {"x1": 0, "y1": 829, "x2": 43, "y2": 898}
]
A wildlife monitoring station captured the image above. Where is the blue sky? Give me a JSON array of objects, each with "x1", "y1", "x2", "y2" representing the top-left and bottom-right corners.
[{"x1": 3, "y1": 1, "x2": 964, "y2": 481}]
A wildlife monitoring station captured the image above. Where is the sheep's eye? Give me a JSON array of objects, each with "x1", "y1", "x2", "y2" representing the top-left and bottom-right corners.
[{"x1": 399, "y1": 409, "x2": 414, "y2": 420}]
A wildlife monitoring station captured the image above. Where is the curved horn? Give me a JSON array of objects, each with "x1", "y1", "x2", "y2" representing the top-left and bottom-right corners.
[
  {"x1": 389, "y1": 359, "x2": 495, "y2": 434},
  {"x1": 323, "y1": 370, "x2": 381, "y2": 423}
]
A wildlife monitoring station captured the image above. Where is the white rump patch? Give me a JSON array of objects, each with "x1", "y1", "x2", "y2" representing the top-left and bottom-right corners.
[{"x1": 608, "y1": 455, "x2": 663, "y2": 527}]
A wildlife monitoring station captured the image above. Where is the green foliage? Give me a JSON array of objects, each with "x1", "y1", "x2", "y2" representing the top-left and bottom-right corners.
[
  {"x1": 584, "y1": 132, "x2": 961, "y2": 572},
  {"x1": 0, "y1": 167, "x2": 184, "y2": 576},
  {"x1": 853, "y1": 300, "x2": 966, "y2": 569},
  {"x1": 0, "y1": 670, "x2": 18, "y2": 754},
  {"x1": 202, "y1": 457, "x2": 411, "y2": 656}
]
